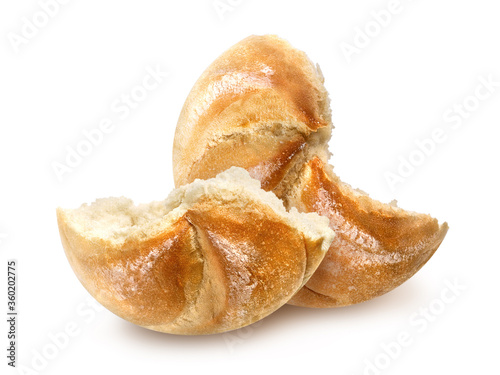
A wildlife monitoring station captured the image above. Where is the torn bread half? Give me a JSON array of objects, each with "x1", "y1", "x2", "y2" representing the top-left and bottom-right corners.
[
  {"x1": 57, "y1": 167, "x2": 334, "y2": 334},
  {"x1": 285, "y1": 157, "x2": 448, "y2": 307}
]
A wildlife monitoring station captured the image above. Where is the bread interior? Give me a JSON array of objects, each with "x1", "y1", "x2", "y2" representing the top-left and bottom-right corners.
[{"x1": 59, "y1": 167, "x2": 334, "y2": 251}]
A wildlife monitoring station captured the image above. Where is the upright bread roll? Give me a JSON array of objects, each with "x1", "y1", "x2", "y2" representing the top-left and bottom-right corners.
[
  {"x1": 57, "y1": 167, "x2": 334, "y2": 334},
  {"x1": 173, "y1": 34, "x2": 332, "y2": 197},
  {"x1": 172, "y1": 35, "x2": 448, "y2": 308}
]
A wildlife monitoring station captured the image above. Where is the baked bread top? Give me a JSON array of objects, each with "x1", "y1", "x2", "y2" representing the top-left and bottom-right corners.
[
  {"x1": 173, "y1": 34, "x2": 333, "y2": 194},
  {"x1": 57, "y1": 167, "x2": 334, "y2": 333}
]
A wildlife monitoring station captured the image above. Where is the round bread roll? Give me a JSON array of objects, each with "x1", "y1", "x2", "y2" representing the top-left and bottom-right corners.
[
  {"x1": 172, "y1": 35, "x2": 448, "y2": 308},
  {"x1": 57, "y1": 167, "x2": 334, "y2": 334}
]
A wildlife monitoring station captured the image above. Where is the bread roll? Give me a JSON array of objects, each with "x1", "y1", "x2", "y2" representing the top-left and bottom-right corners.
[
  {"x1": 172, "y1": 35, "x2": 448, "y2": 307},
  {"x1": 57, "y1": 167, "x2": 334, "y2": 334},
  {"x1": 173, "y1": 35, "x2": 332, "y2": 197}
]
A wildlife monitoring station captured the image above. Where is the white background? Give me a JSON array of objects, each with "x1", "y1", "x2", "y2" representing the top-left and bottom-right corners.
[{"x1": 1, "y1": 1, "x2": 499, "y2": 374}]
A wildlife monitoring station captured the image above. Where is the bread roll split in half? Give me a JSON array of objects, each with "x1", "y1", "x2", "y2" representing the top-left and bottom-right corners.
[
  {"x1": 57, "y1": 167, "x2": 334, "y2": 334},
  {"x1": 173, "y1": 35, "x2": 448, "y2": 308}
]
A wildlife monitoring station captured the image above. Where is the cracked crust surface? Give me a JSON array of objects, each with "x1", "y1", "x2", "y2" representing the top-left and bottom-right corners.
[
  {"x1": 57, "y1": 168, "x2": 334, "y2": 334},
  {"x1": 286, "y1": 157, "x2": 449, "y2": 307},
  {"x1": 173, "y1": 34, "x2": 332, "y2": 190},
  {"x1": 172, "y1": 34, "x2": 449, "y2": 308}
]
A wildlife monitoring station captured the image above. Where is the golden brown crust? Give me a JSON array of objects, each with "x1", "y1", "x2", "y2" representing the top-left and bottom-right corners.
[
  {"x1": 184, "y1": 199, "x2": 307, "y2": 331},
  {"x1": 58, "y1": 210, "x2": 204, "y2": 328},
  {"x1": 173, "y1": 34, "x2": 332, "y2": 188},
  {"x1": 288, "y1": 285, "x2": 338, "y2": 308},
  {"x1": 286, "y1": 158, "x2": 449, "y2": 307},
  {"x1": 172, "y1": 34, "x2": 449, "y2": 308},
  {"x1": 185, "y1": 131, "x2": 308, "y2": 193},
  {"x1": 57, "y1": 177, "x2": 332, "y2": 334}
]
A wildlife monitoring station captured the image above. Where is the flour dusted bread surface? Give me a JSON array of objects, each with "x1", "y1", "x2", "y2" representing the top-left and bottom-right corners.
[
  {"x1": 285, "y1": 157, "x2": 448, "y2": 307},
  {"x1": 172, "y1": 34, "x2": 448, "y2": 308},
  {"x1": 173, "y1": 34, "x2": 333, "y2": 193},
  {"x1": 57, "y1": 167, "x2": 334, "y2": 334}
]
